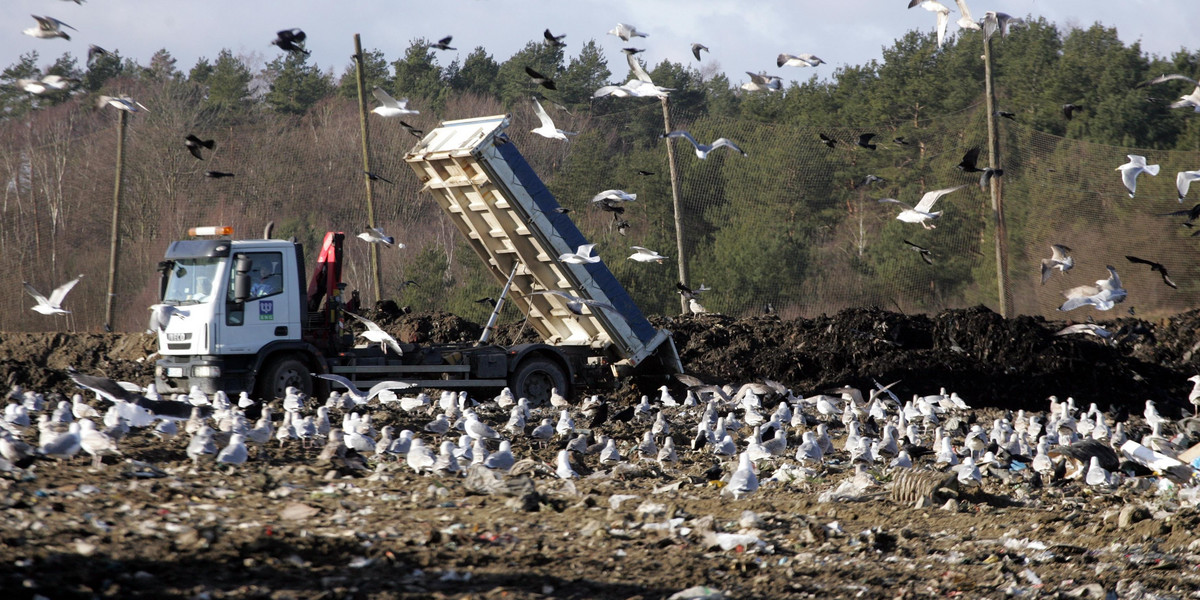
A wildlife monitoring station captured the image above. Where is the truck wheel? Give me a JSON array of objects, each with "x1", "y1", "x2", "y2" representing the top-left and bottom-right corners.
[
  {"x1": 258, "y1": 357, "x2": 312, "y2": 401},
  {"x1": 512, "y1": 358, "x2": 567, "y2": 407}
]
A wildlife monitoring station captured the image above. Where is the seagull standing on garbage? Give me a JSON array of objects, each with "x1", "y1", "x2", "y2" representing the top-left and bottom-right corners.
[{"x1": 722, "y1": 451, "x2": 759, "y2": 499}]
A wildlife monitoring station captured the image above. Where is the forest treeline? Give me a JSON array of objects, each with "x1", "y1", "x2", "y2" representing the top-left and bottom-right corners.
[{"x1": 2, "y1": 18, "x2": 1198, "y2": 332}]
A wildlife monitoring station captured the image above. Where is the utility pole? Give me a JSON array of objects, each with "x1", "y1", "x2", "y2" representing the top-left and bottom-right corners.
[
  {"x1": 660, "y1": 96, "x2": 689, "y2": 314},
  {"x1": 103, "y1": 110, "x2": 127, "y2": 332},
  {"x1": 982, "y1": 34, "x2": 1010, "y2": 318},
  {"x1": 353, "y1": 34, "x2": 383, "y2": 305}
]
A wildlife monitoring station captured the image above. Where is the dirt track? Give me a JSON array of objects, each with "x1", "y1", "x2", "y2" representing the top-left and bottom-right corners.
[{"x1": 2, "y1": 307, "x2": 1200, "y2": 599}]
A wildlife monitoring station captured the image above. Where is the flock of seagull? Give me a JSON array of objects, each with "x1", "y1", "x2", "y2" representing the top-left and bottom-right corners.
[{"x1": 4, "y1": 365, "x2": 1200, "y2": 507}]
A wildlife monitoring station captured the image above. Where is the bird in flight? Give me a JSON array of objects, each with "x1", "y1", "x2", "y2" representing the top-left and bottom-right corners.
[
  {"x1": 855, "y1": 133, "x2": 877, "y2": 150},
  {"x1": 662, "y1": 130, "x2": 747, "y2": 159},
  {"x1": 205, "y1": 171, "x2": 235, "y2": 179},
  {"x1": 184, "y1": 134, "x2": 215, "y2": 160},
  {"x1": 1041, "y1": 244, "x2": 1074, "y2": 284},
  {"x1": 956, "y1": 147, "x2": 983, "y2": 173},
  {"x1": 24, "y1": 15, "x2": 74, "y2": 40},
  {"x1": 16, "y1": 74, "x2": 74, "y2": 95},
  {"x1": 818, "y1": 133, "x2": 838, "y2": 148},
  {"x1": 358, "y1": 226, "x2": 401, "y2": 248},
  {"x1": 777, "y1": 53, "x2": 825, "y2": 68},
  {"x1": 1176, "y1": 170, "x2": 1200, "y2": 202},
  {"x1": 24, "y1": 274, "x2": 83, "y2": 315},
  {"x1": 1126, "y1": 256, "x2": 1178, "y2": 289},
  {"x1": 592, "y1": 189, "x2": 637, "y2": 204},
  {"x1": 741, "y1": 72, "x2": 781, "y2": 92},
  {"x1": 608, "y1": 23, "x2": 648, "y2": 42},
  {"x1": 1059, "y1": 266, "x2": 1127, "y2": 312},
  {"x1": 629, "y1": 246, "x2": 667, "y2": 264},
  {"x1": 431, "y1": 36, "x2": 455, "y2": 51},
  {"x1": 527, "y1": 290, "x2": 617, "y2": 316},
  {"x1": 344, "y1": 311, "x2": 405, "y2": 356},
  {"x1": 558, "y1": 244, "x2": 602, "y2": 265},
  {"x1": 543, "y1": 29, "x2": 566, "y2": 48},
  {"x1": 398, "y1": 120, "x2": 423, "y2": 138},
  {"x1": 364, "y1": 171, "x2": 394, "y2": 184},
  {"x1": 908, "y1": 1, "x2": 951, "y2": 48},
  {"x1": 87, "y1": 44, "x2": 108, "y2": 65},
  {"x1": 903, "y1": 240, "x2": 934, "y2": 265},
  {"x1": 371, "y1": 87, "x2": 419, "y2": 118},
  {"x1": 1116, "y1": 155, "x2": 1159, "y2": 198},
  {"x1": 878, "y1": 185, "x2": 967, "y2": 229},
  {"x1": 530, "y1": 97, "x2": 575, "y2": 141},
  {"x1": 272, "y1": 29, "x2": 309, "y2": 55},
  {"x1": 98, "y1": 95, "x2": 148, "y2": 112},
  {"x1": 525, "y1": 66, "x2": 557, "y2": 90},
  {"x1": 691, "y1": 43, "x2": 709, "y2": 61},
  {"x1": 1062, "y1": 103, "x2": 1084, "y2": 120}
]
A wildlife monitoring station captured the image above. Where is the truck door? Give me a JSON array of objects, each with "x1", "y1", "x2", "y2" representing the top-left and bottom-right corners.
[{"x1": 222, "y1": 251, "x2": 295, "y2": 353}]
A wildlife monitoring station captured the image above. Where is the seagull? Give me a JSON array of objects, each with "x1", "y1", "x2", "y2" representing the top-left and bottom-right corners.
[
  {"x1": 344, "y1": 311, "x2": 405, "y2": 356},
  {"x1": 147, "y1": 304, "x2": 189, "y2": 333},
  {"x1": 878, "y1": 185, "x2": 968, "y2": 229},
  {"x1": 217, "y1": 433, "x2": 249, "y2": 465},
  {"x1": 1117, "y1": 155, "x2": 1160, "y2": 198},
  {"x1": 1176, "y1": 170, "x2": 1200, "y2": 202},
  {"x1": 530, "y1": 97, "x2": 575, "y2": 140},
  {"x1": 608, "y1": 23, "x2": 648, "y2": 41},
  {"x1": 777, "y1": 53, "x2": 825, "y2": 68},
  {"x1": 314, "y1": 374, "x2": 416, "y2": 405},
  {"x1": 87, "y1": 45, "x2": 108, "y2": 65},
  {"x1": 431, "y1": 36, "x2": 455, "y2": 51},
  {"x1": 663, "y1": 130, "x2": 747, "y2": 159},
  {"x1": 1136, "y1": 73, "x2": 1199, "y2": 89},
  {"x1": 953, "y1": 0, "x2": 981, "y2": 31},
  {"x1": 592, "y1": 189, "x2": 636, "y2": 204},
  {"x1": 1059, "y1": 266, "x2": 1127, "y2": 312},
  {"x1": 629, "y1": 246, "x2": 667, "y2": 264},
  {"x1": 543, "y1": 29, "x2": 567, "y2": 48},
  {"x1": 903, "y1": 240, "x2": 934, "y2": 265},
  {"x1": 97, "y1": 95, "x2": 148, "y2": 112},
  {"x1": 1188, "y1": 375, "x2": 1200, "y2": 416},
  {"x1": 1171, "y1": 86, "x2": 1200, "y2": 112},
  {"x1": 184, "y1": 134, "x2": 215, "y2": 160},
  {"x1": 16, "y1": 74, "x2": 74, "y2": 94},
  {"x1": 1125, "y1": 255, "x2": 1178, "y2": 289},
  {"x1": 24, "y1": 274, "x2": 83, "y2": 315},
  {"x1": 526, "y1": 290, "x2": 616, "y2": 316},
  {"x1": 24, "y1": 15, "x2": 75, "y2": 40},
  {"x1": 981, "y1": 11, "x2": 1020, "y2": 40},
  {"x1": 557, "y1": 243, "x2": 602, "y2": 264},
  {"x1": 1055, "y1": 323, "x2": 1112, "y2": 340},
  {"x1": 357, "y1": 226, "x2": 400, "y2": 247},
  {"x1": 1041, "y1": 244, "x2": 1074, "y2": 284},
  {"x1": 593, "y1": 53, "x2": 673, "y2": 99},
  {"x1": 370, "y1": 87, "x2": 419, "y2": 117},
  {"x1": 691, "y1": 43, "x2": 709, "y2": 61},
  {"x1": 722, "y1": 451, "x2": 759, "y2": 499},
  {"x1": 271, "y1": 29, "x2": 309, "y2": 55},
  {"x1": 907, "y1": 1, "x2": 952, "y2": 48},
  {"x1": 741, "y1": 72, "x2": 781, "y2": 92},
  {"x1": 524, "y1": 66, "x2": 556, "y2": 90}
]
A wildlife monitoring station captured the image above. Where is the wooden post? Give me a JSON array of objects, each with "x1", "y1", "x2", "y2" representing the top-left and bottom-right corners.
[
  {"x1": 354, "y1": 34, "x2": 383, "y2": 305},
  {"x1": 983, "y1": 35, "x2": 1010, "y2": 317},
  {"x1": 103, "y1": 110, "x2": 127, "y2": 332},
  {"x1": 660, "y1": 96, "x2": 689, "y2": 314}
]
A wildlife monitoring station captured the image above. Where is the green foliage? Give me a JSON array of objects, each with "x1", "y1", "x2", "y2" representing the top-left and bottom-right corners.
[
  {"x1": 82, "y1": 49, "x2": 123, "y2": 92},
  {"x1": 263, "y1": 52, "x2": 334, "y2": 116},
  {"x1": 391, "y1": 40, "x2": 445, "y2": 110},
  {"x1": 449, "y1": 47, "x2": 500, "y2": 98},
  {"x1": 337, "y1": 49, "x2": 390, "y2": 100},
  {"x1": 201, "y1": 50, "x2": 253, "y2": 118}
]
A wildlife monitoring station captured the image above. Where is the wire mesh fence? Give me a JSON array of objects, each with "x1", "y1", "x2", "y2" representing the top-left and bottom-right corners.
[{"x1": 2, "y1": 92, "x2": 1197, "y2": 333}]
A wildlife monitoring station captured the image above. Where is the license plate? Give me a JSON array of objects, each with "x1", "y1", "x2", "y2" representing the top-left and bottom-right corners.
[
  {"x1": 166, "y1": 332, "x2": 190, "y2": 342},
  {"x1": 166, "y1": 367, "x2": 184, "y2": 377}
]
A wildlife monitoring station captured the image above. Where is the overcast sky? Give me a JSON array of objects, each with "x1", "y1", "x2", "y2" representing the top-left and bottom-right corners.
[{"x1": 3, "y1": 1, "x2": 1195, "y2": 88}]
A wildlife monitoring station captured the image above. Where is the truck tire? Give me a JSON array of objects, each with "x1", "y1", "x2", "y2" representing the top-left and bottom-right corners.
[
  {"x1": 511, "y1": 358, "x2": 567, "y2": 407},
  {"x1": 258, "y1": 357, "x2": 313, "y2": 401}
]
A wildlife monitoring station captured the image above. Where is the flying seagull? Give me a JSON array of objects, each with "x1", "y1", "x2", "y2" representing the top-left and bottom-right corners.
[
  {"x1": 272, "y1": 29, "x2": 309, "y2": 55},
  {"x1": 629, "y1": 246, "x2": 667, "y2": 264},
  {"x1": 344, "y1": 311, "x2": 405, "y2": 356},
  {"x1": 1171, "y1": 86, "x2": 1200, "y2": 112},
  {"x1": 907, "y1": 1, "x2": 951, "y2": 48},
  {"x1": 1055, "y1": 323, "x2": 1112, "y2": 341},
  {"x1": 358, "y1": 226, "x2": 400, "y2": 248},
  {"x1": 662, "y1": 130, "x2": 747, "y2": 159},
  {"x1": 184, "y1": 134, "x2": 215, "y2": 160},
  {"x1": 24, "y1": 274, "x2": 83, "y2": 315},
  {"x1": 953, "y1": 0, "x2": 981, "y2": 31},
  {"x1": 524, "y1": 66, "x2": 556, "y2": 90},
  {"x1": 527, "y1": 290, "x2": 617, "y2": 316},
  {"x1": 981, "y1": 11, "x2": 1020, "y2": 40},
  {"x1": 24, "y1": 15, "x2": 75, "y2": 40},
  {"x1": 607, "y1": 23, "x2": 648, "y2": 42},
  {"x1": 315, "y1": 374, "x2": 417, "y2": 405},
  {"x1": 591, "y1": 189, "x2": 637, "y2": 204},
  {"x1": 558, "y1": 244, "x2": 601, "y2": 264},
  {"x1": 16, "y1": 74, "x2": 74, "y2": 95},
  {"x1": 87, "y1": 44, "x2": 107, "y2": 65},
  {"x1": 741, "y1": 72, "x2": 781, "y2": 92},
  {"x1": 1136, "y1": 73, "x2": 1198, "y2": 89},
  {"x1": 543, "y1": 29, "x2": 567, "y2": 48},
  {"x1": 431, "y1": 36, "x2": 455, "y2": 51},
  {"x1": 903, "y1": 240, "x2": 934, "y2": 265},
  {"x1": 1059, "y1": 266, "x2": 1127, "y2": 312},
  {"x1": 1041, "y1": 244, "x2": 1074, "y2": 284},
  {"x1": 878, "y1": 185, "x2": 968, "y2": 229},
  {"x1": 1177, "y1": 170, "x2": 1200, "y2": 202},
  {"x1": 1126, "y1": 255, "x2": 1178, "y2": 289},
  {"x1": 691, "y1": 43, "x2": 709, "y2": 61},
  {"x1": 593, "y1": 52, "x2": 672, "y2": 98},
  {"x1": 778, "y1": 53, "x2": 826, "y2": 68},
  {"x1": 98, "y1": 95, "x2": 148, "y2": 112},
  {"x1": 530, "y1": 97, "x2": 575, "y2": 141},
  {"x1": 1117, "y1": 154, "x2": 1159, "y2": 198},
  {"x1": 371, "y1": 87, "x2": 419, "y2": 117}
]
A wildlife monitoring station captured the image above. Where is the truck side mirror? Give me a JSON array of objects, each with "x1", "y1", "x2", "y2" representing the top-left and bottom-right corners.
[
  {"x1": 233, "y1": 254, "x2": 252, "y2": 303},
  {"x1": 155, "y1": 260, "x2": 174, "y2": 301}
]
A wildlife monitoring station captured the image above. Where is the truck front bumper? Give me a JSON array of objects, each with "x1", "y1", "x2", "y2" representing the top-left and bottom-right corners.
[{"x1": 156, "y1": 354, "x2": 255, "y2": 395}]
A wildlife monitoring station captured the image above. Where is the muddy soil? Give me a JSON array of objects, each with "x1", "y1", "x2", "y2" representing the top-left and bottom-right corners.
[{"x1": 1, "y1": 306, "x2": 1200, "y2": 599}]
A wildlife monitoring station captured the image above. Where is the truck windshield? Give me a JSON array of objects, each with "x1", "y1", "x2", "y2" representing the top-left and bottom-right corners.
[{"x1": 162, "y1": 258, "x2": 223, "y2": 305}]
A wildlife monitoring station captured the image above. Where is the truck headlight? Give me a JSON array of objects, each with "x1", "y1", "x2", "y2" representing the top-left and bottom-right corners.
[
  {"x1": 192, "y1": 365, "x2": 221, "y2": 378},
  {"x1": 166, "y1": 367, "x2": 185, "y2": 378}
]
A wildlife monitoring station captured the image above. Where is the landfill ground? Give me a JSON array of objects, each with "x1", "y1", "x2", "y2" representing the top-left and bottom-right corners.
[{"x1": 2, "y1": 306, "x2": 1200, "y2": 600}]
